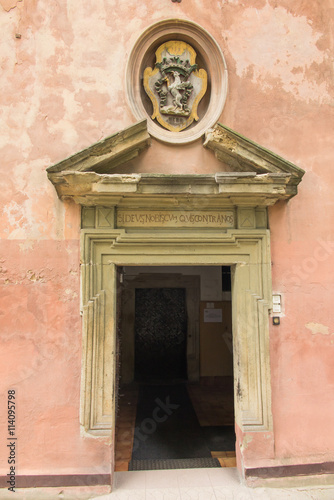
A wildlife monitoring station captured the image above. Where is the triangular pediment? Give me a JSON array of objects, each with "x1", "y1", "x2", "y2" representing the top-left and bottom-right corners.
[
  {"x1": 47, "y1": 120, "x2": 304, "y2": 207},
  {"x1": 47, "y1": 120, "x2": 150, "y2": 177},
  {"x1": 204, "y1": 123, "x2": 305, "y2": 186}
]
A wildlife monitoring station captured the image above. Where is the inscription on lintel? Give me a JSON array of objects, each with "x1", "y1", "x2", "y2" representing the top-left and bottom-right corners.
[{"x1": 117, "y1": 210, "x2": 235, "y2": 228}]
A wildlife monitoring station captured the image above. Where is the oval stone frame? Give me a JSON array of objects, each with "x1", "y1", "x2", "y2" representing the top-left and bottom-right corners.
[{"x1": 126, "y1": 19, "x2": 228, "y2": 144}]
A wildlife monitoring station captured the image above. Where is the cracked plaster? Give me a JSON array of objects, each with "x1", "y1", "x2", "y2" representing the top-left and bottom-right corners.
[
  {"x1": 0, "y1": 0, "x2": 334, "y2": 486},
  {"x1": 225, "y1": 2, "x2": 332, "y2": 103}
]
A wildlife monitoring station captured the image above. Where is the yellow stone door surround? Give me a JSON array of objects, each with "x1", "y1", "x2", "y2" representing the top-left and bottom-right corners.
[
  {"x1": 47, "y1": 120, "x2": 305, "y2": 473},
  {"x1": 80, "y1": 219, "x2": 273, "y2": 435}
]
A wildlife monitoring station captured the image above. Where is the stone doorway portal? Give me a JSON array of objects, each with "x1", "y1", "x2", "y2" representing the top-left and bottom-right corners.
[
  {"x1": 46, "y1": 120, "x2": 304, "y2": 484},
  {"x1": 80, "y1": 224, "x2": 275, "y2": 482}
]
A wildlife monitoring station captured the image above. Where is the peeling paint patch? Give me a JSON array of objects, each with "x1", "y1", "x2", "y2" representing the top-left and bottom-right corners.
[
  {"x1": 26, "y1": 270, "x2": 45, "y2": 283},
  {"x1": 3, "y1": 200, "x2": 29, "y2": 230},
  {"x1": 225, "y1": 3, "x2": 331, "y2": 103},
  {"x1": 19, "y1": 240, "x2": 35, "y2": 252},
  {"x1": 242, "y1": 434, "x2": 253, "y2": 449},
  {"x1": 306, "y1": 322, "x2": 333, "y2": 335},
  {"x1": 62, "y1": 289, "x2": 78, "y2": 301},
  {"x1": 0, "y1": 0, "x2": 22, "y2": 12}
]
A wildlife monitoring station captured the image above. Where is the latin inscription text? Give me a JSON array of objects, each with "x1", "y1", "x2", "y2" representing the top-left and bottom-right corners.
[{"x1": 117, "y1": 210, "x2": 235, "y2": 228}]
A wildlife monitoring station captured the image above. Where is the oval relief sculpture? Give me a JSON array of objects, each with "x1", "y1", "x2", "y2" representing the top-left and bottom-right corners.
[
  {"x1": 143, "y1": 41, "x2": 207, "y2": 132},
  {"x1": 126, "y1": 20, "x2": 228, "y2": 144}
]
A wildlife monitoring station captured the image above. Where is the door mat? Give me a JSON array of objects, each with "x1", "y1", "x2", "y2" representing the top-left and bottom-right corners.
[{"x1": 129, "y1": 457, "x2": 221, "y2": 470}]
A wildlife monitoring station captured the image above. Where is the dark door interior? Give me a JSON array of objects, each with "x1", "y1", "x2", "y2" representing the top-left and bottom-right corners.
[{"x1": 134, "y1": 288, "x2": 187, "y2": 382}]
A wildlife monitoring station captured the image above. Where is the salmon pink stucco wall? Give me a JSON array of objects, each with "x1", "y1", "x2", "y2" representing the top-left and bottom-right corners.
[{"x1": 1, "y1": 0, "x2": 334, "y2": 480}]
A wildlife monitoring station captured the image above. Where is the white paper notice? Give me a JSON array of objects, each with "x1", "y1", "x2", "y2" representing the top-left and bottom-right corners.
[{"x1": 204, "y1": 308, "x2": 223, "y2": 323}]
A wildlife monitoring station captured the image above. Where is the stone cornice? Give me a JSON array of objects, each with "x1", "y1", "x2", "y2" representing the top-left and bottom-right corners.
[
  {"x1": 48, "y1": 172, "x2": 297, "y2": 208},
  {"x1": 204, "y1": 123, "x2": 305, "y2": 186},
  {"x1": 47, "y1": 120, "x2": 305, "y2": 207}
]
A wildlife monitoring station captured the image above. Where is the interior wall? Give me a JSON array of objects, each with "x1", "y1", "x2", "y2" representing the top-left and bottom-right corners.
[
  {"x1": 123, "y1": 266, "x2": 233, "y2": 378},
  {"x1": 123, "y1": 266, "x2": 223, "y2": 301},
  {"x1": 200, "y1": 301, "x2": 233, "y2": 377}
]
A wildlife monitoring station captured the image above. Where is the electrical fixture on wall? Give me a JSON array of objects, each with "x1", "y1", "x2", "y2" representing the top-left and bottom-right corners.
[
  {"x1": 272, "y1": 294, "x2": 282, "y2": 313},
  {"x1": 272, "y1": 294, "x2": 282, "y2": 325}
]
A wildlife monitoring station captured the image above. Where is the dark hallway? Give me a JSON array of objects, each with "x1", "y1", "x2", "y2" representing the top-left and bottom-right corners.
[
  {"x1": 115, "y1": 378, "x2": 236, "y2": 471},
  {"x1": 115, "y1": 265, "x2": 235, "y2": 471}
]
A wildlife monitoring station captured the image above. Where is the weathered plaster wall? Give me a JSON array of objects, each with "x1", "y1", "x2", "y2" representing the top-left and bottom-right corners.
[{"x1": 1, "y1": 0, "x2": 333, "y2": 478}]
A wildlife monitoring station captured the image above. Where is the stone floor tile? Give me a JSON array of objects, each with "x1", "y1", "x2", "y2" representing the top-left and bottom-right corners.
[
  {"x1": 103, "y1": 491, "x2": 146, "y2": 500},
  {"x1": 212, "y1": 451, "x2": 228, "y2": 458},
  {"x1": 312, "y1": 488, "x2": 334, "y2": 500},
  {"x1": 0, "y1": 486, "x2": 111, "y2": 500},
  {"x1": 145, "y1": 469, "x2": 179, "y2": 489},
  {"x1": 223, "y1": 458, "x2": 237, "y2": 467},
  {"x1": 248, "y1": 486, "x2": 317, "y2": 499},
  {"x1": 212, "y1": 487, "x2": 236, "y2": 500},
  {"x1": 179, "y1": 486, "x2": 216, "y2": 500},
  {"x1": 233, "y1": 490, "x2": 255, "y2": 500},
  {"x1": 114, "y1": 470, "x2": 146, "y2": 490},
  {"x1": 207, "y1": 467, "x2": 241, "y2": 488},
  {"x1": 115, "y1": 461, "x2": 129, "y2": 471},
  {"x1": 146, "y1": 488, "x2": 181, "y2": 500},
  {"x1": 176, "y1": 468, "x2": 211, "y2": 488}
]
